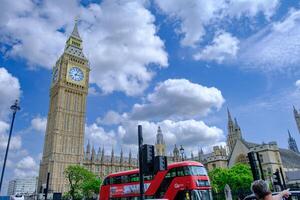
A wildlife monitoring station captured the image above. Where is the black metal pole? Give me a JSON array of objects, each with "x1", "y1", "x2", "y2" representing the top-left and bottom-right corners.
[
  {"x1": 279, "y1": 167, "x2": 286, "y2": 189},
  {"x1": 0, "y1": 100, "x2": 20, "y2": 193},
  {"x1": 138, "y1": 125, "x2": 145, "y2": 200},
  {"x1": 45, "y1": 172, "x2": 50, "y2": 200},
  {"x1": 256, "y1": 152, "x2": 265, "y2": 180}
]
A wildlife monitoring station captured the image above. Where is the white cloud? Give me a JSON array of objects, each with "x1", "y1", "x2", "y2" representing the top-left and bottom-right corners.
[
  {"x1": 87, "y1": 92, "x2": 225, "y2": 155},
  {"x1": 155, "y1": 0, "x2": 279, "y2": 47},
  {"x1": 296, "y1": 80, "x2": 300, "y2": 89},
  {"x1": 86, "y1": 119, "x2": 224, "y2": 156},
  {"x1": 194, "y1": 31, "x2": 239, "y2": 63},
  {"x1": 238, "y1": 9, "x2": 300, "y2": 72},
  {"x1": 0, "y1": 0, "x2": 168, "y2": 96},
  {"x1": 88, "y1": 86, "x2": 99, "y2": 96},
  {"x1": 0, "y1": 134, "x2": 22, "y2": 151},
  {"x1": 110, "y1": 117, "x2": 225, "y2": 155},
  {"x1": 0, "y1": 121, "x2": 9, "y2": 134},
  {"x1": 97, "y1": 111, "x2": 124, "y2": 125},
  {"x1": 130, "y1": 79, "x2": 225, "y2": 120},
  {"x1": 0, "y1": 121, "x2": 22, "y2": 151},
  {"x1": 155, "y1": 0, "x2": 226, "y2": 47},
  {"x1": 0, "y1": 68, "x2": 21, "y2": 120},
  {"x1": 85, "y1": 123, "x2": 118, "y2": 149},
  {"x1": 16, "y1": 156, "x2": 37, "y2": 169},
  {"x1": 30, "y1": 116, "x2": 47, "y2": 133},
  {"x1": 228, "y1": 0, "x2": 279, "y2": 19},
  {"x1": 14, "y1": 156, "x2": 38, "y2": 178},
  {"x1": 0, "y1": 68, "x2": 22, "y2": 152}
]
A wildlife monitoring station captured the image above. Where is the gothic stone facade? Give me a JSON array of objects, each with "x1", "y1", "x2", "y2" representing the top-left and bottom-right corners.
[
  {"x1": 83, "y1": 143, "x2": 138, "y2": 179},
  {"x1": 38, "y1": 22, "x2": 90, "y2": 193}
]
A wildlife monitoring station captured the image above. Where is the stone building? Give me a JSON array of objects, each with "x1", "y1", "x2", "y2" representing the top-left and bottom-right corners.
[
  {"x1": 37, "y1": 20, "x2": 300, "y2": 194},
  {"x1": 294, "y1": 106, "x2": 300, "y2": 134},
  {"x1": 7, "y1": 177, "x2": 38, "y2": 196},
  {"x1": 205, "y1": 146, "x2": 228, "y2": 172},
  {"x1": 203, "y1": 109, "x2": 300, "y2": 184},
  {"x1": 167, "y1": 108, "x2": 300, "y2": 185},
  {"x1": 155, "y1": 126, "x2": 166, "y2": 156},
  {"x1": 38, "y1": 20, "x2": 90, "y2": 194},
  {"x1": 83, "y1": 142, "x2": 138, "y2": 179},
  {"x1": 288, "y1": 130, "x2": 299, "y2": 153},
  {"x1": 37, "y1": 21, "x2": 137, "y2": 194}
]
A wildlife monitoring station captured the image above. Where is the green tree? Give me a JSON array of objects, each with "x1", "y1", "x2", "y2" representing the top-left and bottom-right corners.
[
  {"x1": 228, "y1": 163, "x2": 253, "y2": 192},
  {"x1": 64, "y1": 165, "x2": 102, "y2": 200},
  {"x1": 208, "y1": 167, "x2": 229, "y2": 193},
  {"x1": 209, "y1": 163, "x2": 253, "y2": 194}
]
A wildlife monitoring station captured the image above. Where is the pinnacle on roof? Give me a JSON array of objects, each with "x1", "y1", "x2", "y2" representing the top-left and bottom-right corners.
[
  {"x1": 234, "y1": 117, "x2": 240, "y2": 128},
  {"x1": 86, "y1": 140, "x2": 90, "y2": 152},
  {"x1": 157, "y1": 126, "x2": 162, "y2": 135},
  {"x1": 227, "y1": 107, "x2": 233, "y2": 121},
  {"x1": 288, "y1": 130, "x2": 292, "y2": 138},
  {"x1": 294, "y1": 105, "x2": 299, "y2": 115},
  {"x1": 71, "y1": 17, "x2": 81, "y2": 39}
]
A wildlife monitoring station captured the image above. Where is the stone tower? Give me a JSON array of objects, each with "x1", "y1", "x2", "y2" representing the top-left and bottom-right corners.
[
  {"x1": 226, "y1": 108, "x2": 242, "y2": 153},
  {"x1": 294, "y1": 106, "x2": 300, "y2": 134},
  {"x1": 173, "y1": 145, "x2": 181, "y2": 162},
  {"x1": 38, "y1": 20, "x2": 90, "y2": 194},
  {"x1": 155, "y1": 126, "x2": 166, "y2": 156},
  {"x1": 288, "y1": 130, "x2": 299, "y2": 153}
]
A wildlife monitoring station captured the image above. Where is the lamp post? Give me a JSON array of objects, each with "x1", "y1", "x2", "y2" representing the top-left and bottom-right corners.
[
  {"x1": 0, "y1": 100, "x2": 20, "y2": 193},
  {"x1": 180, "y1": 145, "x2": 185, "y2": 161}
]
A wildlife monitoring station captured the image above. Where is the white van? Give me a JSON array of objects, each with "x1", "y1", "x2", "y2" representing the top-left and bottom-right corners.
[{"x1": 10, "y1": 194, "x2": 24, "y2": 200}]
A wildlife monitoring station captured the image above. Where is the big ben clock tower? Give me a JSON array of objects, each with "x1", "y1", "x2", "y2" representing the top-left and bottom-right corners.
[{"x1": 38, "y1": 20, "x2": 90, "y2": 194}]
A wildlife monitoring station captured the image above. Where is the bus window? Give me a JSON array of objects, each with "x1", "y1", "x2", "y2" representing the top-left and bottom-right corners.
[
  {"x1": 165, "y1": 168, "x2": 176, "y2": 178},
  {"x1": 177, "y1": 167, "x2": 185, "y2": 176},
  {"x1": 188, "y1": 166, "x2": 207, "y2": 176},
  {"x1": 184, "y1": 166, "x2": 191, "y2": 175},
  {"x1": 144, "y1": 174, "x2": 153, "y2": 181},
  {"x1": 121, "y1": 175, "x2": 129, "y2": 183},
  {"x1": 129, "y1": 174, "x2": 139, "y2": 182},
  {"x1": 103, "y1": 177, "x2": 110, "y2": 185},
  {"x1": 111, "y1": 176, "x2": 122, "y2": 184}
]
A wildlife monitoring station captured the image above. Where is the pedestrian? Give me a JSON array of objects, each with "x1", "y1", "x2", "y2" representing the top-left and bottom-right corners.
[{"x1": 251, "y1": 180, "x2": 290, "y2": 200}]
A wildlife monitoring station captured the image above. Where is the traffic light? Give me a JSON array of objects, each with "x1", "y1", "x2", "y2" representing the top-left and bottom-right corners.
[
  {"x1": 142, "y1": 144, "x2": 155, "y2": 174},
  {"x1": 247, "y1": 152, "x2": 260, "y2": 180},
  {"x1": 142, "y1": 144, "x2": 154, "y2": 164},
  {"x1": 273, "y1": 169, "x2": 282, "y2": 187},
  {"x1": 154, "y1": 156, "x2": 167, "y2": 173}
]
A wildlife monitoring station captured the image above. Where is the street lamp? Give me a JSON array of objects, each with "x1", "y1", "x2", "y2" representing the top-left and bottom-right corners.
[
  {"x1": 0, "y1": 100, "x2": 20, "y2": 193},
  {"x1": 180, "y1": 145, "x2": 185, "y2": 161}
]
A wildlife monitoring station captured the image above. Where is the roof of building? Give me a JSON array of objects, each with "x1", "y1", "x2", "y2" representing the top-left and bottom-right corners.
[
  {"x1": 71, "y1": 20, "x2": 81, "y2": 39},
  {"x1": 243, "y1": 140, "x2": 259, "y2": 148},
  {"x1": 279, "y1": 148, "x2": 300, "y2": 169},
  {"x1": 285, "y1": 170, "x2": 300, "y2": 181}
]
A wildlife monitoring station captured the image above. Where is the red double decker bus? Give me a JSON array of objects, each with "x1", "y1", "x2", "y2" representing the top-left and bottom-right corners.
[{"x1": 99, "y1": 161, "x2": 212, "y2": 200}]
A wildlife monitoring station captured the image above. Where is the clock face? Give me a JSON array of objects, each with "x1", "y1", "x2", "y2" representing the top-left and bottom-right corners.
[
  {"x1": 69, "y1": 66, "x2": 84, "y2": 82},
  {"x1": 52, "y1": 67, "x2": 58, "y2": 82}
]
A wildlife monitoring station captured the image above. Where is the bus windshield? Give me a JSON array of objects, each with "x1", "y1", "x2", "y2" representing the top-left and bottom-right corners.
[
  {"x1": 185, "y1": 166, "x2": 207, "y2": 176},
  {"x1": 191, "y1": 190, "x2": 212, "y2": 200},
  {"x1": 175, "y1": 190, "x2": 212, "y2": 200}
]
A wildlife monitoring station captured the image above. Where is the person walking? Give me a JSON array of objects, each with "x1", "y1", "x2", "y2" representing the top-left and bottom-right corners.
[{"x1": 251, "y1": 180, "x2": 290, "y2": 200}]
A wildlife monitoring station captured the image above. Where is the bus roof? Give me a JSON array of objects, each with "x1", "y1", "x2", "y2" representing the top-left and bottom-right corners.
[{"x1": 106, "y1": 161, "x2": 204, "y2": 177}]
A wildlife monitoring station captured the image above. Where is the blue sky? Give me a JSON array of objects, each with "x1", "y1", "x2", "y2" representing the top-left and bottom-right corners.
[{"x1": 1, "y1": 0, "x2": 300, "y2": 194}]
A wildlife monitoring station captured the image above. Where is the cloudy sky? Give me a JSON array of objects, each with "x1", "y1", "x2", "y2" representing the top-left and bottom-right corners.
[{"x1": 1, "y1": 0, "x2": 300, "y2": 194}]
